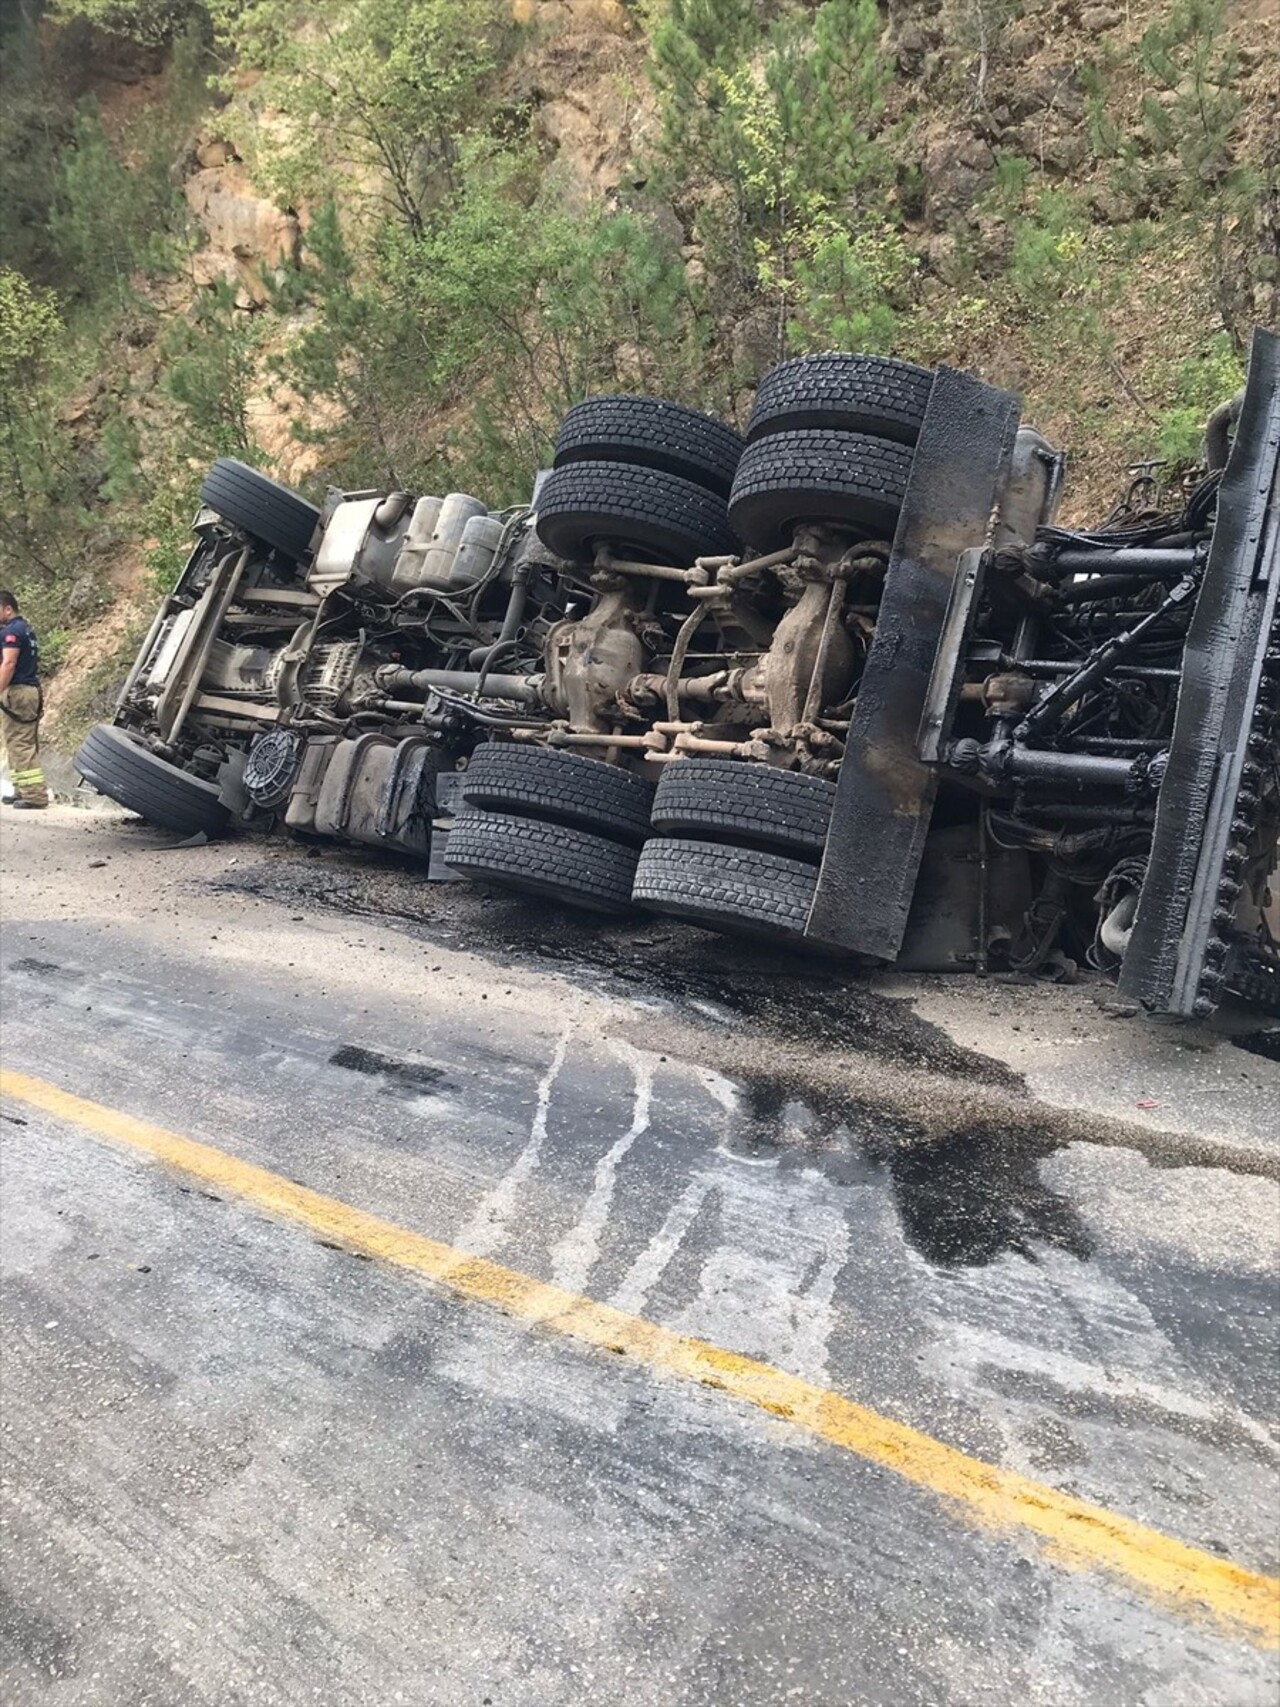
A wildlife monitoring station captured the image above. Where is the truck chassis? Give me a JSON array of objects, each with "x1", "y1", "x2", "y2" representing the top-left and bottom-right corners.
[{"x1": 76, "y1": 329, "x2": 1280, "y2": 1020}]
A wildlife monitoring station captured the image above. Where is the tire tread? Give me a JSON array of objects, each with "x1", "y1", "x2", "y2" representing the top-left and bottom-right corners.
[
  {"x1": 75, "y1": 724, "x2": 228, "y2": 836},
  {"x1": 535, "y1": 460, "x2": 738, "y2": 564},
  {"x1": 747, "y1": 354, "x2": 933, "y2": 446},
  {"x1": 199, "y1": 459, "x2": 321, "y2": 562},
  {"x1": 728, "y1": 430, "x2": 912, "y2": 550},
  {"x1": 632, "y1": 836, "x2": 816, "y2": 937},
  {"x1": 650, "y1": 759, "x2": 834, "y2": 857},
  {"x1": 461, "y1": 745, "x2": 655, "y2": 844},
  {"x1": 555, "y1": 396, "x2": 743, "y2": 495},
  {"x1": 444, "y1": 810, "x2": 639, "y2": 913}
]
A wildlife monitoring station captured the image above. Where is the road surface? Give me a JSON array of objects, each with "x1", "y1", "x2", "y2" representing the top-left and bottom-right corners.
[{"x1": 2, "y1": 804, "x2": 1278, "y2": 1704}]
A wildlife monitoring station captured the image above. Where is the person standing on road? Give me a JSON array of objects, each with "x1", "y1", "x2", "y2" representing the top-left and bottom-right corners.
[{"x1": 0, "y1": 590, "x2": 49, "y2": 810}]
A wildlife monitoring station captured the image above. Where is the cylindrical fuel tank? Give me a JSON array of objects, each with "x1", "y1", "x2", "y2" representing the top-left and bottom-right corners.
[
  {"x1": 389, "y1": 496, "x2": 444, "y2": 593},
  {"x1": 449, "y1": 513, "x2": 505, "y2": 587},
  {"x1": 418, "y1": 493, "x2": 488, "y2": 587},
  {"x1": 408, "y1": 494, "x2": 444, "y2": 546}
]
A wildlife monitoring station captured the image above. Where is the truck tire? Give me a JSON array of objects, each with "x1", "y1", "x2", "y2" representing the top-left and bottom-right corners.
[
  {"x1": 535, "y1": 460, "x2": 738, "y2": 565},
  {"x1": 444, "y1": 810, "x2": 639, "y2": 914},
  {"x1": 728, "y1": 430, "x2": 912, "y2": 551},
  {"x1": 746, "y1": 354, "x2": 933, "y2": 447},
  {"x1": 649, "y1": 760, "x2": 835, "y2": 858},
  {"x1": 631, "y1": 836, "x2": 816, "y2": 940},
  {"x1": 74, "y1": 723, "x2": 229, "y2": 837},
  {"x1": 554, "y1": 396, "x2": 744, "y2": 496},
  {"x1": 199, "y1": 458, "x2": 321, "y2": 563},
  {"x1": 461, "y1": 744, "x2": 656, "y2": 844}
]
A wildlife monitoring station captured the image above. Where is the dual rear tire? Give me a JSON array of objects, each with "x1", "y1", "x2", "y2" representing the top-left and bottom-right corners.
[
  {"x1": 444, "y1": 745, "x2": 655, "y2": 915},
  {"x1": 444, "y1": 747, "x2": 836, "y2": 945},
  {"x1": 632, "y1": 760, "x2": 833, "y2": 943},
  {"x1": 535, "y1": 396, "x2": 742, "y2": 565},
  {"x1": 728, "y1": 353, "x2": 932, "y2": 551},
  {"x1": 535, "y1": 357, "x2": 933, "y2": 561}
]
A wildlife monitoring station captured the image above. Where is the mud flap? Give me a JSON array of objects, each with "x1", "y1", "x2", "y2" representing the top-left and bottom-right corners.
[
  {"x1": 426, "y1": 771, "x2": 469, "y2": 882},
  {"x1": 805, "y1": 367, "x2": 1020, "y2": 957}
]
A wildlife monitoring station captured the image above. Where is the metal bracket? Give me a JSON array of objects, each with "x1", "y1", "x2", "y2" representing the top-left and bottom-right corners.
[{"x1": 918, "y1": 547, "x2": 988, "y2": 764}]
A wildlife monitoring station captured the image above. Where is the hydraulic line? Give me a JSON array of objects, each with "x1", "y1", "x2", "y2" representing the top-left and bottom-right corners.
[
  {"x1": 1014, "y1": 575, "x2": 1199, "y2": 743},
  {"x1": 469, "y1": 558, "x2": 531, "y2": 671},
  {"x1": 1013, "y1": 660, "x2": 1182, "y2": 682}
]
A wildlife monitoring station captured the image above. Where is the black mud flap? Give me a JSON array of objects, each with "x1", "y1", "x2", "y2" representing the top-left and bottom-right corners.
[
  {"x1": 805, "y1": 367, "x2": 1020, "y2": 957},
  {"x1": 1117, "y1": 326, "x2": 1280, "y2": 1018}
]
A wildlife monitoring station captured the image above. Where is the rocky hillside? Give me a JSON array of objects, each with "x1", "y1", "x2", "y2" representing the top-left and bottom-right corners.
[{"x1": 0, "y1": 0, "x2": 1275, "y2": 741}]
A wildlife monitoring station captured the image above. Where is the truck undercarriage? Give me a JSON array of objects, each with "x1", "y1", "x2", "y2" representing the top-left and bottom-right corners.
[{"x1": 76, "y1": 328, "x2": 1280, "y2": 1020}]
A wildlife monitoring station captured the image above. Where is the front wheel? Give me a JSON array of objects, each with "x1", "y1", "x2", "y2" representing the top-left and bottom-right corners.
[
  {"x1": 199, "y1": 459, "x2": 321, "y2": 563},
  {"x1": 74, "y1": 724, "x2": 229, "y2": 837}
]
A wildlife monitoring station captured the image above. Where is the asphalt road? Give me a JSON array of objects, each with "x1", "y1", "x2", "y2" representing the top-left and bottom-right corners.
[{"x1": 2, "y1": 806, "x2": 1278, "y2": 1705}]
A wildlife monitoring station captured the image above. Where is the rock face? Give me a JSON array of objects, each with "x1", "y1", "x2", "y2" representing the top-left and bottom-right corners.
[
  {"x1": 922, "y1": 136, "x2": 996, "y2": 229},
  {"x1": 184, "y1": 161, "x2": 300, "y2": 305},
  {"x1": 508, "y1": 0, "x2": 652, "y2": 200},
  {"x1": 245, "y1": 349, "x2": 347, "y2": 485},
  {"x1": 534, "y1": 70, "x2": 650, "y2": 200}
]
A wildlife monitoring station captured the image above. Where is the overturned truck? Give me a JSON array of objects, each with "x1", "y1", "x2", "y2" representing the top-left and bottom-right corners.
[{"x1": 77, "y1": 328, "x2": 1280, "y2": 1019}]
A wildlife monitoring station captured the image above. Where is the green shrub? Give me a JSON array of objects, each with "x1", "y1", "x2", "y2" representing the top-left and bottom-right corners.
[
  {"x1": 991, "y1": 152, "x2": 1032, "y2": 209},
  {"x1": 787, "y1": 225, "x2": 915, "y2": 354},
  {"x1": 1153, "y1": 332, "x2": 1245, "y2": 467},
  {"x1": 48, "y1": 105, "x2": 186, "y2": 309}
]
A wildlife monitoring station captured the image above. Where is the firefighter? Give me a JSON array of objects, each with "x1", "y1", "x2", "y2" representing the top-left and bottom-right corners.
[{"x1": 0, "y1": 590, "x2": 48, "y2": 810}]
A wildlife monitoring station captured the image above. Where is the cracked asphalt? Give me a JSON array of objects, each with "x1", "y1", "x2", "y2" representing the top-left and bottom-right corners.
[{"x1": 1, "y1": 805, "x2": 1277, "y2": 1704}]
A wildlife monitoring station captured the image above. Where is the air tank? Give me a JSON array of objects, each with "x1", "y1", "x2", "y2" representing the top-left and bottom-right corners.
[
  {"x1": 449, "y1": 514, "x2": 505, "y2": 587},
  {"x1": 389, "y1": 495, "x2": 444, "y2": 593},
  {"x1": 996, "y1": 427, "x2": 1066, "y2": 550}
]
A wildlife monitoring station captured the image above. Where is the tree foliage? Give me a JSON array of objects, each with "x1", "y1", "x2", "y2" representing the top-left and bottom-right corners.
[
  {"x1": 1, "y1": 0, "x2": 1269, "y2": 702},
  {"x1": 48, "y1": 105, "x2": 187, "y2": 305},
  {"x1": 0, "y1": 269, "x2": 62, "y2": 382},
  {"x1": 648, "y1": 0, "x2": 892, "y2": 371},
  {"x1": 0, "y1": 266, "x2": 77, "y2": 586},
  {"x1": 206, "y1": 0, "x2": 516, "y2": 232},
  {"x1": 48, "y1": 0, "x2": 205, "y2": 44},
  {"x1": 275, "y1": 145, "x2": 705, "y2": 501}
]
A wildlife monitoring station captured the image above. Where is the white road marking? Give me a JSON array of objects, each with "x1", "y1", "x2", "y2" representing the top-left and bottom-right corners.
[
  {"x1": 610, "y1": 1173, "x2": 717, "y2": 1317},
  {"x1": 456, "y1": 1026, "x2": 572, "y2": 1257},
  {"x1": 549, "y1": 1041, "x2": 655, "y2": 1294},
  {"x1": 606, "y1": 1072, "x2": 852, "y2": 1382},
  {"x1": 696, "y1": 1065, "x2": 740, "y2": 1121},
  {"x1": 669, "y1": 1164, "x2": 852, "y2": 1387}
]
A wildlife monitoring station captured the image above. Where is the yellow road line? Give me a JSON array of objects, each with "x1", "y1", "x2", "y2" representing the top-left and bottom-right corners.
[{"x1": 3, "y1": 1065, "x2": 1278, "y2": 1648}]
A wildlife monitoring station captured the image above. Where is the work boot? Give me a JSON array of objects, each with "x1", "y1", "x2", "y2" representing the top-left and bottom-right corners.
[{"x1": 10, "y1": 799, "x2": 47, "y2": 810}]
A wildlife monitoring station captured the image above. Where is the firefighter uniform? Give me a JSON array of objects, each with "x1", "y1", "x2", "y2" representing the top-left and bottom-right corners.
[{"x1": 1, "y1": 613, "x2": 48, "y2": 808}]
